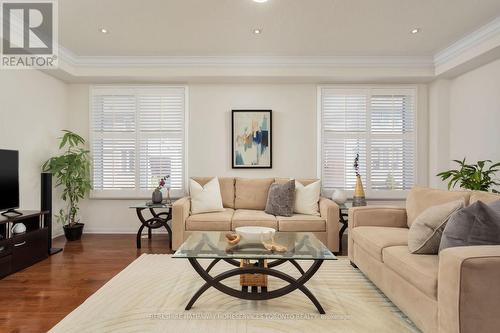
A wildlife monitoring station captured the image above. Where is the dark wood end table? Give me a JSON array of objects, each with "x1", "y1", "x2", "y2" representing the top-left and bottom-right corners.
[{"x1": 129, "y1": 203, "x2": 172, "y2": 249}]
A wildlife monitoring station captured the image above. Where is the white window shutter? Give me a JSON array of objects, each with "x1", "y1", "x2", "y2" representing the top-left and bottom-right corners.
[
  {"x1": 320, "y1": 87, "x2": 416, "y2": 197},
  {"x1": 91, "y1": 86, "x2": 186, "y2": 197}
]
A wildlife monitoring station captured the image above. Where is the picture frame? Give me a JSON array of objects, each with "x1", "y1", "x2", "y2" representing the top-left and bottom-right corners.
[{"x1": 231, "y1": 110, "x2": 272, "y2": 169}]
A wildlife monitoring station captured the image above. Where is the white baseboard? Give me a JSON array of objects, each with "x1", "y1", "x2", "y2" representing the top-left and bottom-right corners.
[{"x1": 83, "y1": 229, "x2": 169, "y2": 234}]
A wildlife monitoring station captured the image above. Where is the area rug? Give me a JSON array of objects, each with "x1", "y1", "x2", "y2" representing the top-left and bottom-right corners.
[{"x1": 49, "y1": 254, "x2": 419, "y2": 333}]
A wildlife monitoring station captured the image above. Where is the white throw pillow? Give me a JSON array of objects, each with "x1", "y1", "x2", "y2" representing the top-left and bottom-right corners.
[
  {"x1": 189, "y1": 178, "x2": 225, "y2": 215},
  {"x1": 294, "y1": 180, "x2": 321, "y2": 216}
]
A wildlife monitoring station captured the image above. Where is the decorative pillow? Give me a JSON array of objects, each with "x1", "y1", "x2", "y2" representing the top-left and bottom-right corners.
[
  {"x1": 189, "y1": 177, "x2": 224, "y2": 215},
  {"x1": 294, "y1": 180, "x2": 321, "y2": 216},
  {"x1": 408, "y1": 200, "x2": 465, "y2": 254},
  {"x1": 439, "y1": 200, "x2": 500, "y2": 252},
  {"x1": 265, "y1": 180, "x2": 295, "y2": 217}
]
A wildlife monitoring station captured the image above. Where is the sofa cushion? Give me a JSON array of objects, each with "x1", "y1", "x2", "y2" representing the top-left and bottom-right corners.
[
  {"x1": 234, "y1": 178, "x2": 274, "y2": 210},
  {"x1": 383, "y1": 246, "x2": 439, "y2": 299},
  {"x1": 408, "y1": 199, "x2": 465, "y2": 254},
  {"x1": 439, "y1": 200, "x2": 500, "y2": 252},
  {"x1": 277, "y1": 214, "x2": 326, "y2": 232},
  {"x1": 351, "y1": 226, "x2": 409, "y2": 262},
  {"x1": 191, "y1": 177, "x2": 235, "y2": 208},
  {"x1": 470, "y1": 191, "x2": 500, "y2": 204},
  {"x1": 189, "y1": 178, "x2": 224, "y2": 215},
  {"x1": 406, "y1": 187, "x2": 471, "y2": 227},
  {"x1": 265, "y1": 180, "x2": 295, "y2": 217},
  {"x1": 186, "y1": 208, "x2": 234, "y2": 231},
  {"x1": 294, "y1": 180, "x2": 321, "y2": 216},
  {"x1": 232, "y1": 209, "x2": 278, "y2": 230}
]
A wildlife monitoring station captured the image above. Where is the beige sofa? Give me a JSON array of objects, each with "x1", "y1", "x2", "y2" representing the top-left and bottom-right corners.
[
  {"x1": 172, "y1": 177, "x2": 340, "y2": 252},
  {"x1": 348, "y1": 187, "x2": 500, "y2": 333}
]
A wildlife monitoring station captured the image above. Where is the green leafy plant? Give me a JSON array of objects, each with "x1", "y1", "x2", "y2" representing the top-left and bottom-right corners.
[
  {"x1": 437, "y1": 158, "x2": 500, "y2": 193},
  {"x1": 42, "y1": 130, "x2": 92, "y2": 227}
]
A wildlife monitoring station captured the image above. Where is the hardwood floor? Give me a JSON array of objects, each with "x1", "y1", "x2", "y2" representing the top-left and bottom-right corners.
[
  {"x1": 0, "y1": 232, "x2": 348, "y2": 333},
  {"x1": 0, "y1": 234, "x2": 173, "y2": 333}
]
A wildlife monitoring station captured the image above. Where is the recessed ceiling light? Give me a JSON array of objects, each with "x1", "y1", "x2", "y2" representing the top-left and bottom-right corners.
[
  {"x1": 253, "y1": 0, "x2": 269, "y2": 3},
  {"x1": 253, "y1": 28, "x2": 263, "y2": 35},
  {"x1": 99, "y1": 27, "x2": 108, "y2": 34},
  {"x1": 411, "y1": 28, "x2": 420, "y2": 34}
]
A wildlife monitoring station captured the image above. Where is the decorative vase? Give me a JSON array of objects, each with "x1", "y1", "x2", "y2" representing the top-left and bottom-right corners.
[
  {"x1": 353, "y1": 175, "x2": 367, "y2": 207},
  {"x1": 166, "y1": 188, "x2": 171, "y2": 204},
  {"x1": 331, "y1": 189, "x2": 348, "y2": 204},
  {"x1": 11, "y1": 223, "x2": 26, "y2": 234},
  {"x1": 152, "y1": 188, "x2": 163, "y2": 204}
]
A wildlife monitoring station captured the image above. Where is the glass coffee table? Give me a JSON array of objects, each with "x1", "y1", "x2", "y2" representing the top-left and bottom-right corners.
[{"x1": 173, "y1": 231, "x2": 336, "y2": 314}]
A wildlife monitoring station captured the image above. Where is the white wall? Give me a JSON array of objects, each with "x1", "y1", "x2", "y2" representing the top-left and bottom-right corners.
[
  {"x1": 428, "y1": 79, "x2": 451, "y2": 188},
  {"x1": 449, "y1": 59, "x2": 500, "y2": 163},
  {"x1": 0, "y1": 70, "x2": 68, "y2": 236},
  {"x1": 428, "y1": 59, "x2": 500, "y2": 189},
  {"x1": 188, "y1": 84, "x2": 318, "y2": 178}
]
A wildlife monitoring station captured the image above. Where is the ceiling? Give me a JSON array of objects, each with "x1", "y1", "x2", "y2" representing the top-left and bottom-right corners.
[{"x1": 59, "y1": 0, "x2": 500, "y2": 57}]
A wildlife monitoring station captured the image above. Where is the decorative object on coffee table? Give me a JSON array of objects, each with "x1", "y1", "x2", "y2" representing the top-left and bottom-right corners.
[
  {"x1": 235, "y1": 226, "x2": 275, "y2": 244},
  {"x1": 437, "y1": 158, "x2": 500, "y2": 193},
  {"x1": 42, "y1": 130, "x2": 92, "y2": 242},
  {"x1": 352, "y1": 153, "x2": 367, "y2": 207},
  {"x1": 129, "y1": 203, "x2": 172, "y2": 249},
  {"x1": 240, "y1": 259, "x2": 268, "y2": 288},
  {"x1": 225, "y1": 232, "x2": 241, "y2": 245},
  {"x1": 232, "y1": 110, "x2": 272, "y2": 168}
]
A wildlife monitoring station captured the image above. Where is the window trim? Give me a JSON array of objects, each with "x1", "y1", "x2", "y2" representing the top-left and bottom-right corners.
[
  {"x1": 317, "y1": 84, "x2": 421, "y2": 200},
  {"x1": 88, "y1": 85, "x2": 188, "y2": 200}
]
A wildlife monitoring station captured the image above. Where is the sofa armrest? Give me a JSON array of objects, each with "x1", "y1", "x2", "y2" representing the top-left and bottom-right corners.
[
  {"x1": 348, "y1": 206, "x2": 407, "y2": 261},
  {"x1": 438, "y1": 245, "x2": 500, "y2": 333},
  {"x1": 172, "y1": 196, "x2": 190, "y2": 250},
  {"x1": 319, "y1": 197, "x2": 340, "y2": 252},
  {"x1": 348, "y1": 206, "x2": 407, "y2": 229}
]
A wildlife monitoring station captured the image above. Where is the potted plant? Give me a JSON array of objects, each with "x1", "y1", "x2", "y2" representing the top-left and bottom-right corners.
[
  {"x1": 42, "y1": 130, "x2": 92, "y2": 241},
  {"x1": 437, "y1": 158, "x2": 500, "y2": 193}
]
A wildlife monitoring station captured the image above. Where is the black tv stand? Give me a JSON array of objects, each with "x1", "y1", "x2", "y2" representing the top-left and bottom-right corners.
[
  {"x1": 1, "y1": 209, "x2": 23, "y2": 217},
  {"x1": 0, "y1": 210, "x2": 50, "y2": 279}
]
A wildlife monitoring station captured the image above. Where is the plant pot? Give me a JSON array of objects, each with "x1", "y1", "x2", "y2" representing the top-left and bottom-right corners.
[{"x1": 63, "y1": 223, "x2": 84, "y2": 241}]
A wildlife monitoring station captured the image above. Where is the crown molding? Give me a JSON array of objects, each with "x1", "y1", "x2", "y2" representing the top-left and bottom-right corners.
[
  {"x1": 58, "y1": 48, "x2": 432, "y2": 69},
  {"x1": 434, "y1": 16, "x2": 500, "y2": 70}
]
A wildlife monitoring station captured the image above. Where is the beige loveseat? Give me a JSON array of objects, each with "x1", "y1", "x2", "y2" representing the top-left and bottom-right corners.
[
  {"x1": 348, "y1": 187, "x2": 500, "y2": 333},
  {"x1": 172, "y1": 177, "x2": 340, "y2": 251}
]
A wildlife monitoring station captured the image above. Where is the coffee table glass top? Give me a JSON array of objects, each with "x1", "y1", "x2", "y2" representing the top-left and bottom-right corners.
[
  {"x1": 129, "y1": 203, "x2": 172, "y2": 209},
  {"x1": 173, "y1": 232, "x2": 336, "y2": 260}
]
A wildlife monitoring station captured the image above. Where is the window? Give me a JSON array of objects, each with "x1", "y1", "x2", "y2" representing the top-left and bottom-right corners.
[
  {"x1": 319, "y1": 87, "x2": 416, "y2": 198},
  {"x1": 90, "y1": 86, "x2": 187, "y2": 198}
]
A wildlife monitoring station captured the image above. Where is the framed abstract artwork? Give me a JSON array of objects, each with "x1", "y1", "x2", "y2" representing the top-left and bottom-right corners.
[{"x1": 232, "y1": 110, "x2": 272, "y2": 169}]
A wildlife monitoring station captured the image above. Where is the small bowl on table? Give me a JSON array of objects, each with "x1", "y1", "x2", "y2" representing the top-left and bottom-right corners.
[{"x1": 234, "y1": 226, "x2": 276, "y2": 244}]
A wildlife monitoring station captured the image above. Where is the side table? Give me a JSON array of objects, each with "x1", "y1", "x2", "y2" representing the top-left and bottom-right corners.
[
  {"x1": 338, "y1": 202, "x2": 352, "y2": 253},
  {"x1": 129, "y1": 203, "x2": 172, "y2": 249}
]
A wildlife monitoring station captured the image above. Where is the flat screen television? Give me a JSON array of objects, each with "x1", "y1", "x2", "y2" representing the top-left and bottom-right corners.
[{"x1": 0, "y1": 149, "x2": 20, "y2": 213}]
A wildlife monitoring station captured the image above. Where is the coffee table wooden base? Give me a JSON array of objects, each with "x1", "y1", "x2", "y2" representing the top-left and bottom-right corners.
[{"x1": 185, "y1": 258, "x2": 326, "y2": 314}]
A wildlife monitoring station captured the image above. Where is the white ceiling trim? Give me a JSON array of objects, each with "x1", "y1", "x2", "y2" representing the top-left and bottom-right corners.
[
  {"x1": 434, "y1": 16, "x2": 500, "y2": 66},
  {"x1": 58, "y1": 47, "x2": 432, "y2": 69}
]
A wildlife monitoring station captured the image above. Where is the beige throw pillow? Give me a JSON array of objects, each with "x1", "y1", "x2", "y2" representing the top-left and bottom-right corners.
[
  {"x1": 189, "y1": 177, "x2": 224, "y2": 215},
  {"x1": 408, "y1": 199, "x2": 465, "y2": 254},
  {"x1": 294, "y1": 180, "x2": 321, "y2": 216}
]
